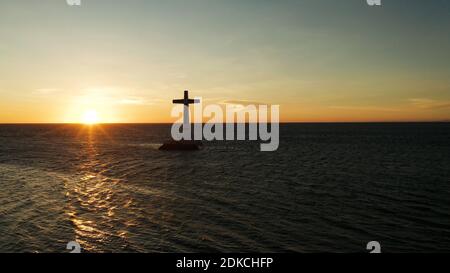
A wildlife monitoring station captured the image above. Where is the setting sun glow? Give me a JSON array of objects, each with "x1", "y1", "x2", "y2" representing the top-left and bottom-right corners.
[{"x1": 82, "y1": 110, "x2": 99, "y2": 125}]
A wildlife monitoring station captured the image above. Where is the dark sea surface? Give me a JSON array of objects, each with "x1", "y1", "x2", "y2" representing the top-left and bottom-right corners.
[{"x1": 0, "y1": 123, "x2": 449, "y2": 253}]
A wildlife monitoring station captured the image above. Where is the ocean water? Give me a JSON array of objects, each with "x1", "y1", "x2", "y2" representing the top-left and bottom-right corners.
[{"x1": 0, "y1": 123, "x2": 449, "y2": 253}]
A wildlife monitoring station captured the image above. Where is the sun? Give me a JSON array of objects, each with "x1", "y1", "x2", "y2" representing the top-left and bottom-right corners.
[{"x1": 82, "y1": 110, "x2": 99, "y2": 125}]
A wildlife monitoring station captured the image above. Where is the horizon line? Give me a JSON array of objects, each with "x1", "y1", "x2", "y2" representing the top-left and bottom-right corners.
[{"x1": 0, "y1": 121, "x2": 449, "y2": 125}]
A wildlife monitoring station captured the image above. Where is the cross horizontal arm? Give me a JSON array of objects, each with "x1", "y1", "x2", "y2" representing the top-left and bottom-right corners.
[
  {"x1": 187, "y1": 99, "x2": 200, "y2": 104},
  {"x1": 173, "y1": 99, "x2": 185, "y2": 104}
]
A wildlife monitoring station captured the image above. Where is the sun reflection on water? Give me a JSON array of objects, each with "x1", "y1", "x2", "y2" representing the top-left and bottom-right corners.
[{"x1": 64, "y1": 126, "x2": 133, "y2": 252}]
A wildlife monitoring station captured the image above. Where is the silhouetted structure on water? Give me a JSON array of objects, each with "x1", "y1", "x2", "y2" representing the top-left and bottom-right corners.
[{"x1": 159, "y1": 90, "x2": 201, "y2": 151}]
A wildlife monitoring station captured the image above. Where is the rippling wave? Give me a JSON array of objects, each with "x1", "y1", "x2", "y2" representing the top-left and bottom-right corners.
[{"x1": 0, "y1": 123, "x2": 449, "y2": 252}]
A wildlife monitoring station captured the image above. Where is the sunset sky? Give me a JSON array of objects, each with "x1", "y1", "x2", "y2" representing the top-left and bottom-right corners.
[{"x1": 0, "y1": 0, "x2": 449, "y2": 123}]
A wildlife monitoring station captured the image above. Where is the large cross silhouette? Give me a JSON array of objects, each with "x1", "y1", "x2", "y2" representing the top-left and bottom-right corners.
[{"x1": 173, "y1": 90, "x2": 199, "y2": 136}]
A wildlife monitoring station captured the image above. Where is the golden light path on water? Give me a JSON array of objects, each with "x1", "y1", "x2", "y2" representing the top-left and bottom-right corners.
[{"x1": 64, "y1": 125, "x2": 134, "y2": 252}]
